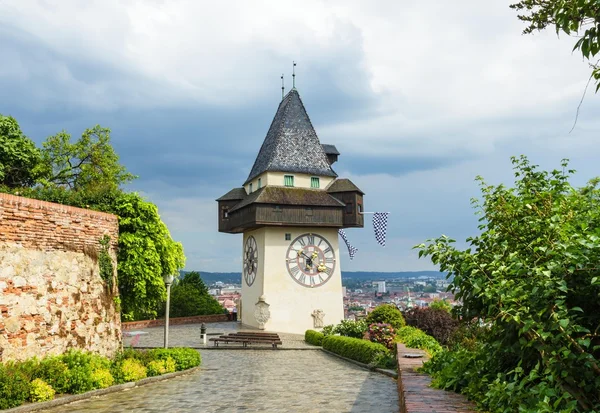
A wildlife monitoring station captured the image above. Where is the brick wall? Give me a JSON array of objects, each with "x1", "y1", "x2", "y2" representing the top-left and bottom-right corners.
[{"x1": 0, "y1": 194, "x2": 121, "y2": 362}]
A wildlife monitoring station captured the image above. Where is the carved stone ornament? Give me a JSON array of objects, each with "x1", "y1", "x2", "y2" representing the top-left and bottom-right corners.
[
  {"x1": 312, "y1": 309, "x2": 325, "y2": 328},
  {"x1": 254, "y1": 295, "x2": 271, "y2": 330}
]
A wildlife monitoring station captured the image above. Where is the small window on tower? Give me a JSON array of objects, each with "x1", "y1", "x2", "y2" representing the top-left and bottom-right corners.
[
  {"x1": 345, "y1": 202, "x2": 353, "y2": 214},
  {"x1": 284, "y1": 175, "x2": 294, "y2": 187},
  {"x1": 258, "y1": 178, "x2": 262, "y2": 189},
  {"x1": 285, "y1": 233, "x2": 291, "y2": 241},
  {"x1": 311, "y1": 177, "x2": 320, "y2": 188},
  {"x1": 249, "y1": 183, "x2": 253, "y2": 193}
]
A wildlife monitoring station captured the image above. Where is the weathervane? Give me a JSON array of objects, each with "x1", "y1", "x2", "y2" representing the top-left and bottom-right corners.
[
  {"x1": 292, "y1": 61, "x2": 296, "y2": 89},
  {"x1": 281, "y1": 74, "x2": 285, "y2": 100}
]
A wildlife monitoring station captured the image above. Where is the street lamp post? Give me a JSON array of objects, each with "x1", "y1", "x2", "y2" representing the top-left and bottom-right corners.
[{"x1": 163, "y1": 274, "x2": 175, "y2": 348}]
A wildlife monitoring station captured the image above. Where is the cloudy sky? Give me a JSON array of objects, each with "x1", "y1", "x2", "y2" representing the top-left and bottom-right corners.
[{"x1": 1, "y1": 1, "x2": 598, "y2": 273}]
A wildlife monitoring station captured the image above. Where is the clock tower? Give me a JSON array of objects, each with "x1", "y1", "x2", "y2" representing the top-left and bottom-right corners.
[{"x1": 216, "y1": 88, "x2": 364, "y2": 334}]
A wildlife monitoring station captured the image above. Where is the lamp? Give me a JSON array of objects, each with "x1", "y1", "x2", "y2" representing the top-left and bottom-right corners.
[{"x1": 163, "y1": 273, "x2": 176, "y2": 348}]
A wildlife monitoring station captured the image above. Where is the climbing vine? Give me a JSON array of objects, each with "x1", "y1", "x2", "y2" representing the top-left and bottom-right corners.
[{"x1": 98, "y1": 235, "x2": 114, "y2": 291}]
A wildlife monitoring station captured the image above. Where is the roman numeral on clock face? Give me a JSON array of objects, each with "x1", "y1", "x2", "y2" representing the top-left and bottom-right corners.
[{"x1": 286, "y1": 232, "x2": 336, "y2": 288}]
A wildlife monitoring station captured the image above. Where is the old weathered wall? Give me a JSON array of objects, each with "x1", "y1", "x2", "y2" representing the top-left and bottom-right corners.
[{"x1": 0, "y1": 193, "x2": 121, "y2": 362}]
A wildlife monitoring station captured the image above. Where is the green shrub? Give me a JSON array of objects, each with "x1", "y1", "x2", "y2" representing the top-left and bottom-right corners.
[
  {"x1": 366, "y1": 304, "x2": 405, "y2": 329},
  {"x1": 67, "y1": 366, "x2": 95, "y2": 394},
  {"x1": 305, "y1": 330, "x2": 325, "y2": 346},
  {"x1": 58, "y1": 350, "x2": 104, "y2": 394},
  {"x1": 0, "y1": 365, "x2": 30, "y2": 409},
  {"x1": 321, "y1": 324, "x2": 335, "y2": 336},
  {"x1": 119, "y1": 359, "x2": 147, "y2": 382},
  {"x1": 333, "y1": 319, "x2": 368, "y2": 338},
  {"x1": 367, "y1": 323, "x2": 396, "y2": 350},
  {"x1": 29, "y1": 378, "x2": 55, "y2": 402},
  {"x1": 90, "y1": 368, "x2": 114, "y2": 389},
  {"x1": 147, "y1": 348, "x2": 201, "y2": 371},
  {"x1": 403, "y1": 306, "x2": 459, "y2": 345},
  {"x1": 146, "y1": 357, "x2": 176, "y2": 377},
  {"x1": 395, "y1": 326, "x2": 442, "y2": 356},
  {"x1": 36, "y1": 357, "x2": 70, "y2": 394},
  {"x1": 322, "y1": 335, "x2": 390, "y2": 366}
]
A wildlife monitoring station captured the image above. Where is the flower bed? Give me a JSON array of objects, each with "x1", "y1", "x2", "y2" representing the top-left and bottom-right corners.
[{"x1": 0, "y1": 348, "x2": 201, "y2": 410}]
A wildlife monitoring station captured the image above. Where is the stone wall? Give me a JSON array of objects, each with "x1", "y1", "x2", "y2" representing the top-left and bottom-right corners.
[
  {"x1": 122, "y1": 314, "x2": 229, "y2": 330},
  {"x1": 0, "y1": 193, "x2": 121, "y2": 362}
]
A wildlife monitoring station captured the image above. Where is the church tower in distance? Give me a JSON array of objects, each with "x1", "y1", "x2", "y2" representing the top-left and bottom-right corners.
[{"x1": 216, "y1": 88, "x2": 364, "y2": 334}]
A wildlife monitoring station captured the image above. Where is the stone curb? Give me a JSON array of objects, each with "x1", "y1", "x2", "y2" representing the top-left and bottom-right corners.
[
  {"x1": 4, "y1": 366, "x2": 201, "y2": 413},
  {"x1": 320, "y1": 348, "x2": 398, "y2": 379},
  {"x1": 132, "y1": 346, "x2": 321, "y2": 351}
]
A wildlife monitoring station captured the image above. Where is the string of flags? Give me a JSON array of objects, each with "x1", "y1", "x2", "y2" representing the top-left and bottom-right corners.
[{"x1": 338, "y1": 212, "x2": 389, "y2": 259}]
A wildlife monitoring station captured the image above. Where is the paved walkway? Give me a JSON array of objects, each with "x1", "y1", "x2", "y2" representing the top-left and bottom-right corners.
[
  {"x1": 42, "y1": 350, "x2": 399, "y2": 412},
  {"x1": 123, "y1": 322, "x2": 316, "y2": 349}
]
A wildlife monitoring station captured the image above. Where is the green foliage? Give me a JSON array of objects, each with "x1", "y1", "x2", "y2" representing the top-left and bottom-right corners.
[
  {"x1": 321, "y1": 324, "x2": 335, "y2": 336},
  {"x1": 365, "y1": 304, "x2": 406, "y2": 330},
  {"x1": 510, "y1": 0, "x2": 600, "y2": 91},
  {"x1": 146, "y1": 357, "x2": 176, "y2": 377},
  {"x1": 348, "y1": 305, "x2": 365, "y2": 312},
  {"x1": 36, "y1": 357, "x2": 70, "y2": 394},
  {"x1": 333, "y1": 319, "x2": 368, "y2": 339},
  {"x1": 115, "y1": 192, "x2": 185, "y2": 321},
  {"x1": 147, "y1": 348, "x2": 201, "y2": 371},
  {"x1": 305, "y1": 330, "x2": 325, "y2": 346},
  {"x1": 403, "y1": 306, "x2": 459, "y2": 345},
  {"x1": 0, "y1": 114, "x2": 42, "y2": 188},
  {"x1": 160, "y1": 272, "x2": 224, "y2": 318},
  {"x1": 98, "y1": 234, "x2": 114, "y2": 289},
  {"x1": 37, "y1": 125, "x2": 136, "y2": 192},
  {"x1": 90, "y1": 368, "x2": 114, "y2": 389},
  {"x1": 322, "y1": 335, "x2": 391, "y2": 366},
  {"x1": 0, "y1": 365, "x2": 30, "y2": 409},
  {"x1": 395, "y1": 326, "x2": 443, "y2": 356},
  {"x1": 119, "y1": 359, "x2": 147, "y2": 382},
  {"x1": 429, "y1": 299, "x2": 451, "y2": 313},
  {"x1": 29, "y1": 378, "x2": 55, "y2": 402},
  {"x1": 416, "y1": 156, "x2": 600, "y2": 412}
]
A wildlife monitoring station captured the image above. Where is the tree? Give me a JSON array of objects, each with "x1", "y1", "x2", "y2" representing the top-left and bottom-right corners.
[
  {"x1": 417, "y1": 156, "x2": 600, "y2": 412},
  {"x1": 114, "y1": 192, "x2": 185, "y2": 321},
  {"x1": 510, "y1": 1, "x2": 600, "y2": 91},
  {"x1": 38, "y1": 125, "x2": 136, "y2": 192},
  {"x1": 160, "y1": 271, "x2": 224, "y2": 318},
  {"x1": 0, "y1": 115, "x2": 41, "y2": 188},
  {"x1": 429, "y1": 299, "x2": 452, "y2": 313}
]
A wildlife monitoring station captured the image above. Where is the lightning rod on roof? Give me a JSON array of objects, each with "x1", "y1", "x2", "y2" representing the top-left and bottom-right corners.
[
  {"x1": 292, "y1": 61, "x2": 296, "y2": 89},
  {"x1": 281, "y1": 74, "x2": 285, "y2": 100}
]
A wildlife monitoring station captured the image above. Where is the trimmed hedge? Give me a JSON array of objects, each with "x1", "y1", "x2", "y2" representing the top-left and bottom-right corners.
[
  {"x1": 305, "y1": 330, "x2": 325, "y2": 346},
  {"x1": 395, "y1": 326, "x2": 442, "y2": 356},
  {"x1": 322, "y1": 335, "x2": 390, "y2": 365}
]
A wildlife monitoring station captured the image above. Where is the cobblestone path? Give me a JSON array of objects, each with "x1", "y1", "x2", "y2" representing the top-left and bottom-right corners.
[{"x1": 42, "y1": 350, "x2": 399, "y2": 413}]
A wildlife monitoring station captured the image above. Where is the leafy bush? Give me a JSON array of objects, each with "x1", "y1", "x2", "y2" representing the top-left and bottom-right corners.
[
  {"x1": 36, "y1": 357, "x2": 70, "y2": 393},
  {"x1": 366, "y1": 304, "x2": 405, "y2": 330},
  {"x1": 321, "y1": 325, "x2": 335, "y2": 336},
  {"x1": 417, "y1": 156, "x2": 600, "y2": 412},
  {"x1": 119, "y1": 359, "x2": 147, "y2": 382},
  {"x1": 146, "y1": 357, "x2": 176, "y2": 377},
  {"x1": 403, "y1": 306, "x2": 459, "y2": 345},
  {"x1": 305, "y1": 330, "x2": 325, "y2": 346},
  {"x1": 322, "y1": 335, "x2": 390, "y2": 366},
  {"x1": 395, "y1": 326, "x2": 442, "y2": 356},
  {"x1": 90, "y1": 368, "x2": 114, "y2": 389},
  {"x1": 67, "y1": 366, "x2": 95, "y2": 394},
  {"x1": 0, "y1": 365, "x2": 30, "y2": 409},
  {"x1": 429, "y1": 299, "x2": 452, "y2": 312},
  {"x1": 333, "y1": 319, "x2": 368, "y2": 339},
  {"x1": 29, "y1": 378, "x2": 55, "y2": 402},
  {"x1": 147, "y1": 348, "x2": 201, "y2": 371},
  {"x1": 367, "y1": 323, "x2": 396, "y2": 351}
]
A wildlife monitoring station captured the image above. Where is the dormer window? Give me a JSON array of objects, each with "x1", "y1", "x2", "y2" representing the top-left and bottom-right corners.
[
  {"x1": 258, "y1": 178, "x2": 262, "y2": 189},
  {"x1": 311, "y1": 177, "x2": 320, "y2": 188},
  {"x1": 284, "y1": 175, "x2": 294, "y2": 187},
  {"x1": 249, "y1": 183, "x2": 253, "y2": 193}
]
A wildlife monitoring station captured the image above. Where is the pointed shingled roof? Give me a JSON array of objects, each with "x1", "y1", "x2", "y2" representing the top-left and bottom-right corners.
[{"x1": 244, "y1": 89, "x2": 337, "y2": 185}]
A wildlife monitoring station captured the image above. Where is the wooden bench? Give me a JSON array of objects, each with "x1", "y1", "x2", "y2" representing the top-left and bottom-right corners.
[{"x1": 209, "y1": 332, "x2": 282, "y2": 348}]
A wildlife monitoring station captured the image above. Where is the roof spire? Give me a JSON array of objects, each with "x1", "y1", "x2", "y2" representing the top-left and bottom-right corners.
[
  {"x1": 281, "y1": 74, "x2": 285, "y2": 100},
  {"x1": 292, "y1": 61, "x2": 296, "y2": 89}
]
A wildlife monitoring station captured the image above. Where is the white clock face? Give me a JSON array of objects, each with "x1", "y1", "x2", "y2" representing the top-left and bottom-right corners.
[
  {"x1": 243, "y1": 236, "x2": 258, "y2": 286},
  {"x1": 285, "y1": 233, "x2": 336, "y2": 288}
]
